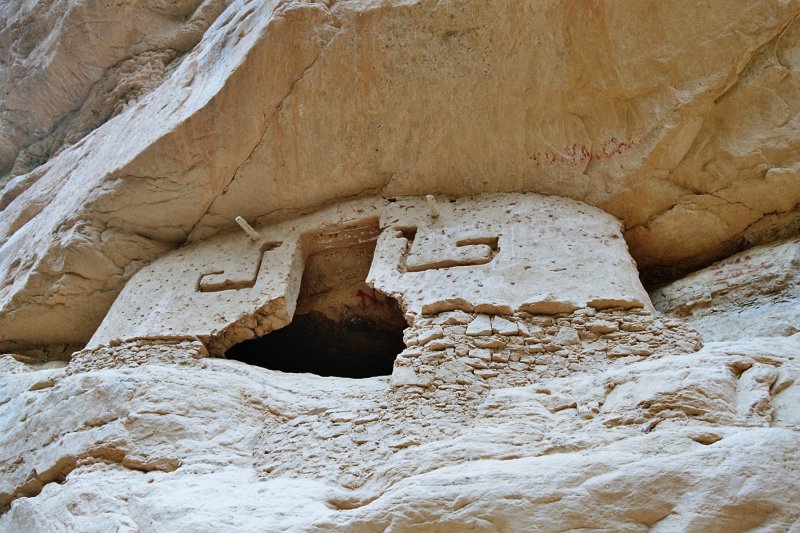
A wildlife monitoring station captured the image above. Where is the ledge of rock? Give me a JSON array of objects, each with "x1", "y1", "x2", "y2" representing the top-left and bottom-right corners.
[{"x1": 652, "y1": 237, "x2": 800, "y2": 341}]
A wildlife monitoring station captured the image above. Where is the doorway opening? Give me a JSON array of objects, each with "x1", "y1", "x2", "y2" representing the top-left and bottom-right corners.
[{"x1": 225, "y1": 220, "x2": 407, "y2": 378}]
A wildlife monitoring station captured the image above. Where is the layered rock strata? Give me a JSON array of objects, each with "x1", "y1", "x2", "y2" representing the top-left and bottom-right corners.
[
  {"x1": 1, "y1": 0, "x2": 800, "y2": 530},
  {"x1": 2, "y1": 0, "x2": 800, "y2": 353}
]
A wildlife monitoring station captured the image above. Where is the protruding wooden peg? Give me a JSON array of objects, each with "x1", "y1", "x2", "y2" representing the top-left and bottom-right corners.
[
  {"x1": 235, "y1": 216, "x2": 261, "y2": 242},
  {"x1": 425, "y1": 194, "x2": 440, "y2": 218}
]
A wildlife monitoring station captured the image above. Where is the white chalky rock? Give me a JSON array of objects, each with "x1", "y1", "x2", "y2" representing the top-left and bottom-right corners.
[
  {"x1": 652, "y1": 238, "x2": 800, "y2": 341},
  {"x1": 492, "y1": 317, "x2": 520, "y2": 336},
  {"x1": 554, "y1": 327, "x2": 581, "y2": 346},
  {"x1": 466, "y1": 315, "x2": 494, "y2": 337},
  {"x1": 391, "y1": 366, "x2": 433, "y2": 388},
  {"x1": 415, "y1": 327, "x2": 445, "y2": 346},
  {"x1": 469, "y1": 348, "x2": 493, "y2": 361}
]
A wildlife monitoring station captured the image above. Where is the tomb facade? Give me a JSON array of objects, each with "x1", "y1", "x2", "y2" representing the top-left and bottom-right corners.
[{"x1": 88, "y1": 193, "x2": 700, "y2": 395}]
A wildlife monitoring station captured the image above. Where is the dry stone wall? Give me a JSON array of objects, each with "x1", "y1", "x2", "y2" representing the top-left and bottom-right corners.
[
  {"x1": 51, "y1": 304, "x2": 704, "y2": 493},
  {"x1": 0, "y1": 239, "x2": 795, "y2": 532},
  {"x1": 392, "y1": 308, "x2": 702, "y2": 408},
  {"x1": 66, "y1": 339, "x2": 209, "y2": 376}
]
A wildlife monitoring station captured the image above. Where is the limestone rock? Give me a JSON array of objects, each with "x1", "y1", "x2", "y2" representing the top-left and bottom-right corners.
[
  {"x1": 553, "y1": 327, "x2": 581, "y2": 347},
  {"x1": 0, "y1": 333, "x2": 797, "y2": 530},
  {"x1": 3, "y1": 0, "x2": 800, "y2": 351},
  {"x1": 652, "y1": 238, "x2": 800, "y2": 341},
  {"x1": 1, "y1": 0, "x2": 800, "y2": 530},
  {"x1": 466, "y1": 315, "x2": 493, "y2": 337},
  {"x1": 491, "y1": 317, "x2": 519, "y2": 336},
  {"x1": 390, "y1": 365, "x2": 432, "y2": 388}
]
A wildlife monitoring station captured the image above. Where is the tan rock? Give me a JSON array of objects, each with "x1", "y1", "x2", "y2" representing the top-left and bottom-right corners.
[
  {"x1": 3, "y1": 0, "x2": 800, "y2": 351},
  {"x1": 1, "y1": 1, "x2": 800, "y2": 529},
  {"x1": 0, "y1": 0, "x2": 230, "y2": 177}
]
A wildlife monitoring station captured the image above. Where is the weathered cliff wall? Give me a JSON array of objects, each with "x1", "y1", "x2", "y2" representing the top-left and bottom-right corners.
[
  {"x1": 2, "y1": 0, "x2": 800, "y2": 352},
  {"x1": 1, "y1": 1, "x2": 799, "y2": 531}
]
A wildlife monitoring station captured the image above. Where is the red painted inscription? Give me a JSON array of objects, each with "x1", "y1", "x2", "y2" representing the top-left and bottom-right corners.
[
  {"x1": 529, "y1": 137, "x2": 635, "y2": 168},
  {"x1": 356, "y1": 288, "x2": 389, "y2": 309},
  {"x1": 712, "y1": 255, "x2": 772, "y2": 280}
]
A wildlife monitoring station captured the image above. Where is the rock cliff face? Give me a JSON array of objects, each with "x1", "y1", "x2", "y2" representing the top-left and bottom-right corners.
[
  {"x1": 0, "y1": 1, "x2": 799, "y2": 531},
  {"x1": 2, "y1": 0, "x2": 800, "y2": 352}
]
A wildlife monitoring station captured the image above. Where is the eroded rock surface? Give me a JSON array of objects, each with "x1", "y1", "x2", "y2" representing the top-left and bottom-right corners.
[
  {"x1": 2, "y1": 0, "x2": 800, "y2": 352},
  {"x1": 12, "y1": 240, "x2": 800, "y2": 532},
  {"x1": 652, "y1": 237, "x2": 800, "y2": 341},
  {"x1": 1, "y1": 1, "x2": 800, "y2": 530},
  {"x1": 0, "y1": 330, "x2": 797, "y2": 531},
  {"x1": 0, "y1": 0, "x2": 230, "y2": 177}
]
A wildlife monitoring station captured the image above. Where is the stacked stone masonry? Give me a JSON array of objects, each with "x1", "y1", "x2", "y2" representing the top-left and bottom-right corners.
[
  {"x1": 66, "y1": 339, "x2": 209, "y2": 376},
  {"x1": 61, "y1": 306, "x2": 703, "y2": 491},
  {"x1": 42, "y1": 191, "x2": 706, "y2": 492},
  {"x1": 392, "y1": 308, "x2": 703, "y2": 407}
]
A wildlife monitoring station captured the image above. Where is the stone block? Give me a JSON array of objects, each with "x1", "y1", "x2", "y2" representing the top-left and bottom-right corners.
[
  {"x1": 469, "y1": 348, "x2": 492, "y2": 361},
  {"x1": 466, "y1": 315, "x2": 493, "y2": 336},
  {"x1": 491, "y1": 352, "x2": 510, "y2": 363},
  {"x1": 554, "y1": 327, "x2": 581, "y2": 346},
  {"x1": 427, "y1": 339, "x2": 456, "y2": 351},
  {"x1": 416, "y1": 326, "x2": 445, "y2": 346},
  {"x1": 391, "y1": 366, "x2": 433, "y2": 388},
  {"x1": 492, "y1": 317, "x2": 519, "y2": 336}
]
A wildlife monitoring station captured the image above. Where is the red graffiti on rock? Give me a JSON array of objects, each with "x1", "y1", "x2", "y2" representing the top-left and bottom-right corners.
[
  {"x1": 712, "y1": 255, "x2": 772, "y2": 280},
  {"x1": 356, "y1": 288, "x2": 389, "y2": 309},
  {"x1": 529, "y1": 138, "x2": 635, "y2": 168}
]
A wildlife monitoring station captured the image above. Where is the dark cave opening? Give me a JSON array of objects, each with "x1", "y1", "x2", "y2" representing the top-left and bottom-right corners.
[
  {"x1": 225, "y1": 307, "x2": 406, "y2": 378},
  {"x1": 225, "y1": 227, "x2": 407, "y2": 378}
]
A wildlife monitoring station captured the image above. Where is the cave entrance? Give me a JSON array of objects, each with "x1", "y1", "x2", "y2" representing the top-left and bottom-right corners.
[{"x1": 225, "y1": 220, "x2": 407, "y2": 378}]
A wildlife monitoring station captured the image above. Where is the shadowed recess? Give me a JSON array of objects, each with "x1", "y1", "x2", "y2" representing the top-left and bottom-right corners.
[
  {"x1": 225, "y1": 308, "x2": 406, "y2": 378},
  {"x1": 225, "y1": 231, "x2": 407, "y2": 378}
]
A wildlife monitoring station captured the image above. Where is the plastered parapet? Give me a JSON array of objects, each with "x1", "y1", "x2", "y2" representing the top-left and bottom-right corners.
[{"x1": 90, "y1": 193, "x2": 652, "y2": 353}]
